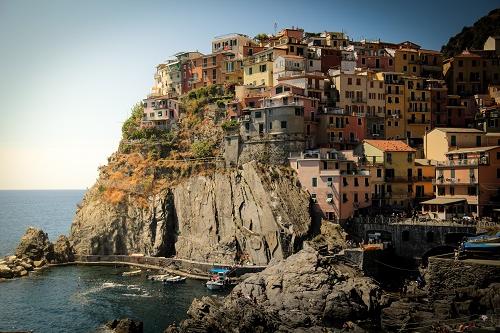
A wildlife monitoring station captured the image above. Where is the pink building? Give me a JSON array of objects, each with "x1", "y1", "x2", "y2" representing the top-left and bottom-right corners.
[
  {"x1": 141, "y1": 96, "x2": 179, "y2": 129},
  {"x1": 289, "y1": 149, "x2": 372, "y2": 222}
]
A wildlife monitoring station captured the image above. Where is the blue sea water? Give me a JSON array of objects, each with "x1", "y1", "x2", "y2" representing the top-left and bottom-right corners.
[{"x1": 0, "y1": 190, "x2": 221, "y2": 333}]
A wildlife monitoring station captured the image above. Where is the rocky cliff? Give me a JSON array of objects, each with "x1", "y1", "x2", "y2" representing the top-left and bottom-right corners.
[
  {"x1": 70, "y1": 161, "x2": 312, "y2": 265},
  {"x1": 166, "y1": 244, "x2": 382, "y2": 332}
]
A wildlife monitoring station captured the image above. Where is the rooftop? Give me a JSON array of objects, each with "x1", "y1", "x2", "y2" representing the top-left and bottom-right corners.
[
  {"x1": 432, "y1": 127, "x2": 484, "y2": 133},
  {"x1": 414, "y1": 158, "x2": 437, "y2": 166},
  {"x1": 364, "y1": 140, "x2": 416, "y2": 152},
  {"x1": 446, "y1": 146, "x2": 500, "y2": 154}
]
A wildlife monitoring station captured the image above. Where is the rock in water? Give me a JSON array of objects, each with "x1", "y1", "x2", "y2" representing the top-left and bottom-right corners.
[
  {"x1": 104, "y1": 318, "x2": 143, "y2": 333},
  {"x1": 15, "y1": 227, "x2": 54, "y2": 261},
  {"x1": 70, "y1": 161, "x2": 312, "y2": 265},
  {"x1": 53, "y1": 235, "x2": 75, "y2": 263},
  {"x1": 168, "y1": 245, "x2": 381, "y2": 332}
]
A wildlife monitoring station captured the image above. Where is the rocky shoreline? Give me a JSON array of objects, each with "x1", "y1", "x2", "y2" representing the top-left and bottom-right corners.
[{"x1": 0, "y1": 227, "x2": 74, "y2": 281}]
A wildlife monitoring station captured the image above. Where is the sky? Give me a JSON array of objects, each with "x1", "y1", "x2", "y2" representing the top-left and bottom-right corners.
[{"x1": 0, "y1": 0, "x2": 499, "y2": 189}]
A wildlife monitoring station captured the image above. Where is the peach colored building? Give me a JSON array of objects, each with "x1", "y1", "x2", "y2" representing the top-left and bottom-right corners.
[
  {"x1": 289, "y1": 149, "x2": 372, "y2": 222},
  {"x1": 422, "y1": 146, "x2": 500, "y2": 219},
  {"x1": 141, "y1": 96, "x2": 179, "y2": 129}
]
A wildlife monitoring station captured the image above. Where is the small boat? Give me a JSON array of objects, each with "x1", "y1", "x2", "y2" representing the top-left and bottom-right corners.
[
  {"x1": 164, "y1": 275, "x2": 187, "y2": 284},
  {"x1": 147, "y1": 274, "x2": 170, "y2": 282},
  {"x1": 122, "y1": 270, "x2": 142, "y2": 277},
  {"x1": 205, "y1": 267, "x2": 231, "y2": 290},
  {"x1": 206, "y1": 279, "x2": 226, "y2": 290}
]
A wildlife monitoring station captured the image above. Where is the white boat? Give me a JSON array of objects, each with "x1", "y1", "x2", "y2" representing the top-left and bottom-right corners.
[
  {"x1": 164, "y1": 275, "x2": 187, "y2": 283},
  {"x1": 122, "y1": 270, "x2": 141, "y2": 277},
  {"x1": 147, "y1": 274, "x2": 170, "y2": 282},
  {"x1": 206, "y1": 279, "x2": 225, "y2": 290},
  {"x1": 205, "y1": 267, "x2": 231, "y2": 290}
]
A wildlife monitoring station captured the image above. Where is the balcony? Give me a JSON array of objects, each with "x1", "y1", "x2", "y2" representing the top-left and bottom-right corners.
[
  {"x1": 320, "y1": 169, "x2": 341, "y2": 176},
  {"x1": 408, "y1": 96, "x2": 430, "y2": 102},
  {"x1": 322, "y1": 107, "x2": 349, "y2": 115},
  {"x1": 261, "y1": 99, "x2": 304, "y2": 108},
  {"x1": 385, "y1": 176, "x2": 413, "y2": 183},
  {"x1": 436, "y1": 158, "x2": 488, "y2": 167},
  {"x1": 407, "y1": 119, "x2": 431, "y2": 125},
  {"x1": 432, "y1": 177, "x2": 478, "y2": 185}
]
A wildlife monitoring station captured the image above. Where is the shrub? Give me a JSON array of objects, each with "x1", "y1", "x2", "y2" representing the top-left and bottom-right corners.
[
  {"x1": 221, "y1": 119, "x2": 239, "y2": 131},
  {"x1": 190, "y1": 140, "x2": 214, "y2": 158}
]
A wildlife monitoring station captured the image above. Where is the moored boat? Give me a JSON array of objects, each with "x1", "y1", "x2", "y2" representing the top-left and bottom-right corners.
[
  {"x1": 205, "y1": 267, "x2": 231, "y2": 290},
  {"x1": 122, "y1": 270, "x2": 142, "y2": 277}
]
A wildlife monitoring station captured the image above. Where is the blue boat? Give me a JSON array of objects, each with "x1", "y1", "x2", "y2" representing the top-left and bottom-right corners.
[
  {"x1": 461, "y1": 232, "x2": 500, "y2": 258},
  {"x1": 206, "y1": 267, "x2": 232, "y2": 290}
]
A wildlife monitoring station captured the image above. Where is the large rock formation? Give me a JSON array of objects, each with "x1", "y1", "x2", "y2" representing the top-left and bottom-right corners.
[
  {"x1": 0, "y1": 227, "x2": 75, "y2": 280},
  {"x1": 70, "y1": 161, "x2": 312, "y2": 265},
  {"x1": 166, "y1": 245, "x2": 382, "y2": 332},
  {"x1": 15, "y1": 227, "x2": 53, "y2": 261}
]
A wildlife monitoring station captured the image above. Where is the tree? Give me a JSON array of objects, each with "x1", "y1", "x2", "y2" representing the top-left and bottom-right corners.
[
  {"x1": 122, "y1": 102, "x2": 144, "y2": 139},
  {"x1": 254, "y1": 33, "x2": 269, "y2": 43},
  {"x1": 190, "y1": 140, "x2": 214, "y2": 158}
]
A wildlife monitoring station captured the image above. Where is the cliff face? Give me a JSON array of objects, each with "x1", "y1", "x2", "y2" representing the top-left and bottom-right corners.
[{"x1": 70, "y1": 161, "x2": 312, "y2": 265}]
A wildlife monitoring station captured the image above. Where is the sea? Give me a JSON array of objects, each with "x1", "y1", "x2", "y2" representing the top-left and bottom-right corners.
[{"x1": 0, "y1": 190, "x2": 223, "y2": 333}]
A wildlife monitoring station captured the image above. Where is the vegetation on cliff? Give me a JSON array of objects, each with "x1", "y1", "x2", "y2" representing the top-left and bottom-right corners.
[
  {"x1": 97, "y1": 85, "x2": 236, "y2": 206},
  {"x1": 441, "y1": 8, "x2": 500, "y2": 58}
]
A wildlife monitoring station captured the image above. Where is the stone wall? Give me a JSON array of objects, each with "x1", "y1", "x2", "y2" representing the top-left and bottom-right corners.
[
  {"x1": 74, "y1": 254, "x2": 266, "y2": 277},
  {"x1": 238, "y1": 138, "x2": 305, "y2": 165},
  {"x1": 427, "y1": 254, "x2": 500, "y2": 297},
  {"x1": 349, "y1": 219, "x2": 476, "y2": 258}
]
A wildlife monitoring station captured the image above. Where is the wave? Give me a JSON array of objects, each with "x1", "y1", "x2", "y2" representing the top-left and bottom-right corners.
[{"x1": 122, "y1": 293, "x2": 152, "y2": 298}]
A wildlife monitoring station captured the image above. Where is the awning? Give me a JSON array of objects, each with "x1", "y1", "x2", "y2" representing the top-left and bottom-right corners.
[{"x1": 420, "y1": 198, "x2": 467, "y2": 205}]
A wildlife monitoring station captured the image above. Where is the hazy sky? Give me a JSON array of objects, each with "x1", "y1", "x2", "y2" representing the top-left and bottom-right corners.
[{"x1": 0, "y1": 0, "x2": 498, "y2": 189}]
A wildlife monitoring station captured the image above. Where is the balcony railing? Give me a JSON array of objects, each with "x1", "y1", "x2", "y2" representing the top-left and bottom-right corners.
[
  {"x1": 432, "y1": 177, "x2": 478, "y2": 185},
  {"x1": 385, "y1": 176, "x2": 413, "y2": 183},
  {"x1": 436, "y1": 158, "x2": 488, "y2": 167}
]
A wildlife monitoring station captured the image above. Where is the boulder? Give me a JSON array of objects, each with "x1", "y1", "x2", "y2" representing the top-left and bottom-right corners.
[
  {"x1": 20, "y1": 261, "x2": 33, "y2": 271},
  {"x1": 33, "y1": 259, "x2": 46, "y2": 268},
  {"x1": 15, "y1": 227, "x2": 54, "y2": 261},
  {"x1": 105, "y1": 318, "x2": 143, "y2": 333},
  {"x1": 53, "y1": 235, "x2": 75, "y2": 263},
  {"x1": 0, "y1": 265, "x2": 13, "y2": 279}
]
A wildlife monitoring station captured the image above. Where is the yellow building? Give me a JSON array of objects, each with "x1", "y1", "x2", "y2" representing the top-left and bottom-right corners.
[
  {"x1": 395, "y1": 46, "x2": 443, "y2": 79},
  {"x1": 376, "y1": 72, "x2": 406, "y2": 139},
  {"x1": 423, "y1": 128, "x2": 485, "y2": 161},
  {"x1": 243, "y1": 48, "x2": 286, "y2": 87},
  {"x1": 359, "y1": 140, "x2": 416, "y2": 208},
  {"x1": 413, "y1": 159, "x2": 436, "y2": 203},
  {"x1": 403, "y1": 76, "x2": 431, "y2": 142}
]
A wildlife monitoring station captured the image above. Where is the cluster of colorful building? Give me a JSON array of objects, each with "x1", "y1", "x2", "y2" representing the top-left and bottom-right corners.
[{"x1": 142, "y1": 28, "x2": 500, "y2": 223}]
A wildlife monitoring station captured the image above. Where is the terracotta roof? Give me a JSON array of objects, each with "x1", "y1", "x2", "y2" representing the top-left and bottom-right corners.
[{"x1": 364, "y1": 140, "x2": 416, "y2": 152}]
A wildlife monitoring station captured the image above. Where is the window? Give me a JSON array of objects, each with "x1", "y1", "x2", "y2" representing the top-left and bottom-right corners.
[
  {"x1": 342, "y1": 193, "x2": 348, "y2": 203},
  {"x1": 354, "y1": 193, "x2": 358, "y2": 202},
  {"x1": 259, "y1": 64, "x2": 267, "y2": 72},
  {"x1": 348, "y1": 78, "x2": 352, "y2": 85},
  {"x1": 386, "y1": 153, "x2": 392, "y2": 162},
  {"x1": 354, "y1": 178, "x2": 359, "y2": 187},
  {"x1": 387, "y1": 185, "x2": 392, "y2": 193},
  {"x1": 343, "y1": 177, "x2": 348, "y2": 186},
  {"x1": 280, "y1": 121, "x2": 287, "y2": 129},
  {"x1": 157, "y1": 111, "x2": 162, "y2": 117},
  {"x1": 450, "y1": 169, "x2": 455, "y2": 178},
  {"x1": 357, "y1": 118, "x2": 362, "y2": 125},
  {"x1": 377, "y1": 169, "x2": 382, "y2": 177},
  {"x1": 311, "y1": 193, "x2": 317, "y2": 202},
  {"x1": 312, "y1": 177, "x2": 317, "y2": 187},
  {"x1": 244, "y1": 123, "x2": 250, "y2": 131},
  {"x1": 497, "y1": 168, "x2": 500, "y2": 178},
  {"x1": 269, "y1": 122, "x2": 273, "y2": 130},
  {"x1": 468, "y1": 186, "x2": 477, "y2": 195},
  {"x1": 450, "y1": 187, "x2": 455, "y2": 195},
  {"x1": 476, "y1": 136, "x2": 481, "y2": 147},
  {"x1": 403, "y1": 54, "x2": 407, "y2": 60},
  {"x1": 450, "y1": 135, "x2": 457, "y2": 146},
  {"x1": 255, "y1": 111, "x2": 262, "y2": 118},
  {"x1": 356, "y1": 78, "x2": 361, "y2": 85},
  {"x1": 248, "y1": 67, "x2": 253, "y2": 75},
  {"x1": 365, "y1": 178, "x2": 369, "y2": 186},
  {"x1": 295, "y1": 108, "x2": 302, "y2": 116},
  {"x1": 402, "y1": 230, "x2": 410, "y2": 242},
  {"x1": 408, "y1": 185, "x2": 412, "y2": 193},
  {"x1": 365, "y1": 193, "x2": 369, "y2": 201},
  {"x1": 438, "y1": 186, "x2": 445, "y2": 195}
]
